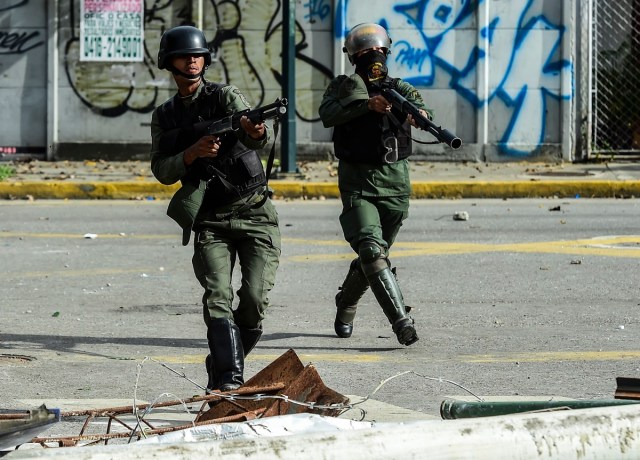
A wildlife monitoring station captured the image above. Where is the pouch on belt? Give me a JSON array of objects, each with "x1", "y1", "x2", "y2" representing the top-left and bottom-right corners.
[{"x1": 166, "y1": 179, "x2": 207, "y2": 246}]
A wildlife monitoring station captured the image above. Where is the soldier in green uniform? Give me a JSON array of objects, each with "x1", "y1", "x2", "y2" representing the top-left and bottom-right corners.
[
  {"x1": 318, "y1": 23, "x2": 433, "y2": 346},
  {"x1": 150, "y1": 26, "x2": 281, "y2": 391}
]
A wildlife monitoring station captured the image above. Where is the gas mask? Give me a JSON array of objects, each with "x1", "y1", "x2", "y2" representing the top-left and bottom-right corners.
[{"x1": 354, "y1": 49, "x2": 388, "y2": 85}]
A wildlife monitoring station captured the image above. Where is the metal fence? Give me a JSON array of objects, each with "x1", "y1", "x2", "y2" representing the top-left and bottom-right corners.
[{"x1": 585, "y1": 0, "x2": 640, "y2": 158}]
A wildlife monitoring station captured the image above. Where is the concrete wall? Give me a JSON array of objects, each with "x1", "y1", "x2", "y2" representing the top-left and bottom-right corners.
[
  {"x1": 0, "y1": 0, "x2": 577, "y2": 162},
  {"x1": 0, "y1": 2, "x2": 47, "y2": 156}
]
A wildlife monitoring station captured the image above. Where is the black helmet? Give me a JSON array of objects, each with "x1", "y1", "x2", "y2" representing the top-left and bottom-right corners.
[
  {"x1": 157, "y1": 26, "x2": 211, "y2": 70},
  {"x1": 343, "y1": 23, "x2": 392, "y2": 64}
]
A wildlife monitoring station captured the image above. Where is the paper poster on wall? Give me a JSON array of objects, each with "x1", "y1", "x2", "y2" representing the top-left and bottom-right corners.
[{"x1": 80, "y1": 0, "x2": 144, "y2": 61}]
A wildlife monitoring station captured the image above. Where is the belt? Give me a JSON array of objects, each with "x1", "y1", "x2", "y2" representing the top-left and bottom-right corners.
[{"x1": 196, "y1": 187, "x2": 268, "y2": 223}]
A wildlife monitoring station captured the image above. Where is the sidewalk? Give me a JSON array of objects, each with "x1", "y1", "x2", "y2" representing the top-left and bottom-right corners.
[{"x1": 1, "y1": 159, "x2": 639, "y2": 199}]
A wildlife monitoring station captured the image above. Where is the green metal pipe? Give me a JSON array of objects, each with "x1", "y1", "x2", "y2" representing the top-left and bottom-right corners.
[
  {"x1": 280, "y1": 0, "x2": 297, "y2": 173},
  {"x1": 440, "y1": 399, "x2": 640, "y2": 420}
]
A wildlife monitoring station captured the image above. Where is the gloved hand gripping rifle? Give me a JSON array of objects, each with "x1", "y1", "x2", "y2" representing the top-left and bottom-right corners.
[
  {"x1": 195, "y1": 97, "x2": 288, "y2": 186},
  {"x1": 380, "y1": 88, "x2": 462, "y2": 150}
]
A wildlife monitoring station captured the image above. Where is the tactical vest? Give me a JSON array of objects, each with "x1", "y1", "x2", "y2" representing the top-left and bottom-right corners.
[
  {"x1": 156, "y1": 82, "x2": 267, "y2": 207},
  {"x1": 333, "y1": 78, "x2": 412, "y2": 164}
]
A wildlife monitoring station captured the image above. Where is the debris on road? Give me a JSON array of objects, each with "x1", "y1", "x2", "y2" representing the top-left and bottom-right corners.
[
  {"x1": 453, "y1": 211, "x2": 469, "y2": 221},
  {"x1": 13, "y1": 349, "x2": 348, "y2": 450}
]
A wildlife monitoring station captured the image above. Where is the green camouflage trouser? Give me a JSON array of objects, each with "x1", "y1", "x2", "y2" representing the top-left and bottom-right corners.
[{"x1": 192, "y1": 198, "x2": 281, "y2": 329}]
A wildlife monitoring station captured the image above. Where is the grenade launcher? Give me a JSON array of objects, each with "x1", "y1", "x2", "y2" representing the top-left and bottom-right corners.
[{"x1": 380, "y1": 88, "x2": 462, "y2": 150}]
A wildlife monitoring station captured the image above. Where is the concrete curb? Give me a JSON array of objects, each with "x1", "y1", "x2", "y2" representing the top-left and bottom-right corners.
[
  {"x1": 8, "y1": 404, "x2": 640, "y2": 459},
  {"x1": 0, "y1": 181, "x2": 179, "y2": 200},
  {"x1": 409, "y1": 180, "x2": 640, "y2": 199},
  {"x1": 0, "y1": 180, "x2": 639, "y2": 200}
]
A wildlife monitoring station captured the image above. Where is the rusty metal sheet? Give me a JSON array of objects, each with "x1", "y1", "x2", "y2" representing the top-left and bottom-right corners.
[
  {"x1": 615, "y1": 377, "x2": 640, "y2": 400},
  {"x1": 199, "y1": 349, "x2": 348, "y2": 421},
  {"x1": 244, "y1": 348, "x2": 306, "y2": 387},
  {"x1": 23, "y1": 349, "x2": 348, "y2": 449},
  {"x1": 262, "y1": 364, "x2": 349, "y2": 417}
]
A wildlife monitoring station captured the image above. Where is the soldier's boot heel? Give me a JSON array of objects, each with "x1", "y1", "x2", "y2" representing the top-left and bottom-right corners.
[
  {"x1": 392, "y1": 317, "x2": 419, "y2": 346},
  {"x1": 334, "y1": 258, "x2": 369, "y2": 338},
  {"x1": 334, "y1": 291, "x2": 355, "y2": 338}
]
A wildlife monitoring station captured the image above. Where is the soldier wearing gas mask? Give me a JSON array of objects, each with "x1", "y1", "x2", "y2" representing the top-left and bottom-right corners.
[{"x1": 318, "y1": 23, "x2": 432, "y2": 346}]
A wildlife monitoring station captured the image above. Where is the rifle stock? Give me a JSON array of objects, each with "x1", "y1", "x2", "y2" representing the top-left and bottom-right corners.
[{"x1": 381, "y1": 88, "x2": 462, "y2": 149}]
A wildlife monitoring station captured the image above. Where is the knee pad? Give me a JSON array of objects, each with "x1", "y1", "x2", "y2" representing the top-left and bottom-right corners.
[{"x1": 358, "y1": 241, "x2": 388, "y2": 276}]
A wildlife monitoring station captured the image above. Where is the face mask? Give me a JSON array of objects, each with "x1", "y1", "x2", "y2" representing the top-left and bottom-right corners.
[{"x1": 354, "y1": 50, "x2": 388, "y2": 84}]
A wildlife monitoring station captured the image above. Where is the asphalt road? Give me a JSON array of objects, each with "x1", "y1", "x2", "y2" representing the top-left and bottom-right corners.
[{"x1": 1, "y1": 198, "x2": 639, "y2": 428}]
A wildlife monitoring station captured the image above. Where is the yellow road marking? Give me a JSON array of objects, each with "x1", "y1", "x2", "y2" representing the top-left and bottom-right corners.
[
  {"x1": 1, "y1": 267, "x2": 166, "y2": 278},
  {"x1": 461, "y1": 350, "x2": 640, "y2": 363},
  {"x1": 0, "y1": 232, "x2": 171, "y2": 239},
  {"x1": 154, "y1": 353, "x2": 385, "y2": 364},
  {"x1": 13, "y1": 350, "x2": 640, "y2": 365},
  {"x1": 288, "y1": 235, "x2": 640, "y2": 262},
  {"x1": 285, "y1": 237, "x2": 346, "y2": 246},
  {"x1": 145, "y1": 350, "x2": 640, "y2": 366},
  {"x1": 3, "y1": 232, "x2": 640, "y2": 279}
]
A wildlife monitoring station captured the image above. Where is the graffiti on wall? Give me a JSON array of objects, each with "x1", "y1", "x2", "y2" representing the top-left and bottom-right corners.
[
  {"x1": 2, "y1": 0, "x2": 574, "y2": 155},
  {"x1": 0, "y1": 1, "x2": 44, "y2": 56},
  {"x1": 0, "y1": 1, "x2": 29, "y2": 13},
  {"x1": 61, "y1": 0, "x2": 332, "y2": 122},
  {"x1": 303, "y1": 0, "x2": 330, "y2": 23},
  {"x1": 62, "y1": 0, "x2": 159, "y2": 117},
  {"x1": 0, "y1": 0, "x2": 47, "y2": 154},
  {"x1": 337, "y1": 0, "x2": 573, "y2": 156},
  {"x1": 0, "y1": 29, "x2": 43, "y2": 55},
  {"x1": 202, "y1": 0, "x2": 332, "y2": 122}
]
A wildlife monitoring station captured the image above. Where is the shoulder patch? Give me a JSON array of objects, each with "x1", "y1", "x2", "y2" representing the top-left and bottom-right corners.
[
  {"x1": 407, "y1": 87, "x2": 423, "y2": 102},
  {"x1": 232, "y1": 88, "x2": 252, "y2": 109}
]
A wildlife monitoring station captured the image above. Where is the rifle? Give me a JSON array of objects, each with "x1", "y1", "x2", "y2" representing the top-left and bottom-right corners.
[
  {"x1": 380, "y1": 88, "x2": 462, "y2": 150},
  {"x1": 160, "y1": 98, "x2": 288, "y2": 152},
  {"x1": 194, "y1": 97, "x2": 288, "y2": 137}
]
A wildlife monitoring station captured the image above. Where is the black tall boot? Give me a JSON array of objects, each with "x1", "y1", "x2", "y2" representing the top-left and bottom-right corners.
[
  {"x1": 207, "y1": 318, "x2": 245, "y2": 391},
  {"x1": 238, "y1": 326, "x2": 262, "y2": 356},
  {"x1": 205, "y1": 353, "x2": 218, "y2": 393},
  {"x1": 233, "y1": 310, "x2": 263, "y2": 357},
  {"x1": 206, "y1": 325, "x2": 259, "y2": 393},
  {"x1": 334, "y1": 258, "x2": 369, "y2": 338},
  {"x1": 365, "y1": 265, "x2": 418, "y2": 346}
]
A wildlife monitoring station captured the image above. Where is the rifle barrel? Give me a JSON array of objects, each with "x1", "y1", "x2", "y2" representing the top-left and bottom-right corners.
[{"x1": 383, "y1": 88, "x2": 462, "y2": 150}]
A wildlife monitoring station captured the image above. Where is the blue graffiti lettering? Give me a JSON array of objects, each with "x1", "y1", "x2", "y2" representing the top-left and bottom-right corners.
[
  {"x1": 434, "y1": 5, "x2": 452, "y2": 24},
  {"x1": 395, "y1": 40, "x2": 430, "y2": 73},
  {"x1": 304, "y1": 0, "x2": 330, "y2": 24},
  {"x1": 337, "y1": 0, "x2": 574, "y2": 158},
  {"x1": 481, "y1": 18, "x2": 500, "y2": 41}
]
